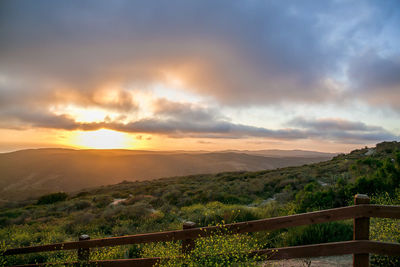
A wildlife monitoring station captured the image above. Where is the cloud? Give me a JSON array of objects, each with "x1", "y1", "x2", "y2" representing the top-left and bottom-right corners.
[
  {"x1": 1, "y1": 0, "x2": 398, "y2": 108},
  {"x1": 0, "y1": 0, "x2": 399, "y2": 148},
  {"x1": 289, "y1": 117, "x2": 384, "y2": 132},
  {"x1": 1, "y1": 97, "x2": 396, "y2": 143},
  {"x1": 348, "y1": 51, "x2": 400, "y2": 110},
  {"x1": 197, "y1": 140, "x2": 214, "y2": 144},
  {"x1": 289, "y1": 117, "x2": 398, "y2": 143},
  {"x1": 153, "y1": 98, "x2": 224, "y2": 122}
]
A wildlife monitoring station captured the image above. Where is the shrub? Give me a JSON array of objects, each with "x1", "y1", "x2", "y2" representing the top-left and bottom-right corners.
[
  {"x1": 93, "y1": 195, "x2": 113, "y2": 208},
  {"x1": 73, "y1": 200, "x2": 92, "y2": 211},
  {"x1": 142, "y1": 225, "x2": 268, "y2": 266},
  {"x1": 279, "y1": 221, "x2": 353, "y2": 247},
  {"x1": 111, "y1": 191, "x2": 130, "y2": 199},
  {"x1": 295, "y1": 187, "x2": 336, "y2": 213},
  {"x1": 37, "y1": 192, "x2": 68, "y2": 205},
  {"x1": 75, "y1": 191, "x2": 89, "y2": 197},
  {"x1": 125, "y1": 202, "x2": 153, "y2": 219},
  {"x1": 370, "y1": 192, "x2": 400, "y2": 266},
  {"x1": 102, "y1": 205, "x2": 125, "y2": 220},
  {"x1": 73, "y1": 212, "x2": 95, "y2": 225},
  {"x1": 0, "y1": 240, "x2": 8, "y2": 266},
  {"x1": 181, "y1": 202, "x2": 257, "y2": 226}
]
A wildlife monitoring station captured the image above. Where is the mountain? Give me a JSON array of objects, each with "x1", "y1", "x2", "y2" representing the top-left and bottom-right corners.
[{"x1": 0, "y1": 148, "x2": 333, "y2": 201}]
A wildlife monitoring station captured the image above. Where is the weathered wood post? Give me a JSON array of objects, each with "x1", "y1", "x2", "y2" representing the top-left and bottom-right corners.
[
  {"x1": 353, "y1": 194, "x2": 370, "y2": 267},
  {"x1": 78, "y1": 234, "x2": 90, "y2": 265},
  {"x1": 182, "y1": 221, "x2": 197, "y2": 254}
]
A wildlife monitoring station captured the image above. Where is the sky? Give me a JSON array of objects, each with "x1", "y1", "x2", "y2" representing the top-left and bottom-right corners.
[{"x1": 0, "y1": 0, "x2": 399, "y2": 152}]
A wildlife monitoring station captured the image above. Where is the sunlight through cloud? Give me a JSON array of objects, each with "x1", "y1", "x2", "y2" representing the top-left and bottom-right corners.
[{"x1": 69, "y1": 129, "x2": 134, "y2": 149}]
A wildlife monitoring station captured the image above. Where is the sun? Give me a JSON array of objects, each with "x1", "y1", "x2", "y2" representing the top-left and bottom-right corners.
[{"x1": 69, "y1": 129, "x2": 134, "y2": 149}]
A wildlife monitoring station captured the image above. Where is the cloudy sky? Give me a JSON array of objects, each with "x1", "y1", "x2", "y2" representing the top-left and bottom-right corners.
[{"x1": 0, "y1": 0, "x2": 399, "y2": 152}]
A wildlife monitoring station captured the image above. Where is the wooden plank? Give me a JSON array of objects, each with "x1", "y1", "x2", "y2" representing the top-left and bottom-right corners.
[
  {"x1": 220, "y1": 205, "x2": 365, "y2": 235},
  {"x1": 252, "y1": 240, "x2": 369, "y2": 260},
  {"x1": 367, "y1": 241, "x2": 400, "y2": 256},
  {"x1": 10, "y1": 258, "x2": 161, "y2": 267},
  {"x1": 365, "y1": 205, "x2": 400, "y2": 219},
  {"x1": 253, "y1": 241, "x2": 400, "y2": 260}
]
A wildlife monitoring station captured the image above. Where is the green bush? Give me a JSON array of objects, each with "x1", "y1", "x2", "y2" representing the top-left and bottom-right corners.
[
  {"x1": 181, "y1": 202, "x2": 257, "y2": 226},
  {"x1": 141, "y1": 225, "x2": 268, "y2": 266},
  {"x1": 93, "y1": 195, "x2": 113, "y2": 208},
  {"x1": 73, "y1": 200, "x2": 92, "y2": 211},
  {"x1": 294, "y1": 184, "x2": 338, "y2": 212},
  {"x1": 0, "y1": 240, "x2": 8, "y2": 266},
  {"x1": 370, "y1": 192, "x2": 400, "y2": 266},
  {"x1": 125, "y1": 202, "x2": 153, "y2": 219},
  {"x1": 279, "y1": 221, "x2": 353, "y2": 247},
  {"x1": 37, "y1": 192, "x2": 68, "y2": 205}
]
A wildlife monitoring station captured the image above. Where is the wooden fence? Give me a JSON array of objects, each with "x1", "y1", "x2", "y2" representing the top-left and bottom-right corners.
[{"x1": 3, "y1": 194, "x2": 400, "y2": 267}]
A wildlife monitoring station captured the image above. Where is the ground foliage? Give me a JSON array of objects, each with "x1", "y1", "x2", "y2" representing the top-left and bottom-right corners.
[
  {"x1": 1, "y1": 141, "x2": 400, "y2": 266},
  {"x1": 370, "y1": 191, "x2": 400, "y2": 266}
]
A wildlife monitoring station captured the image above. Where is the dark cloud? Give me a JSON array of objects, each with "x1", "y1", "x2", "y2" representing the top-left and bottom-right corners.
[
  {"x1": 153, "y1": 98, "x2": 224, "y2": 122},
  {"x1": 1, "y1": 98, "x2": 396, "y2": 143},
  {"x1": 0, "y1": 80, "x2": 138, "y2": 114},
  {"x1": 289, "y1": 117, "x2": 384, "y2": 132},
  {"x1": 1, "y1": 0, "x2": 398, "y2": 108},
  {"x1": 289, "y1": 117, "x2": 398, "y2": 143},
  {"x1": 348, "y1": 51, "x2": 400, "y2": 109}
]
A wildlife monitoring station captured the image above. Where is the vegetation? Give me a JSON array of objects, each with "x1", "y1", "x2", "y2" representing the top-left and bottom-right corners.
[
  {"x1": 370, "y1": 191, "x2": 400, "y2": 266},
  {"x1": 142, "y1": 225, "x2": 268, "y2": 266},
  {"x1": 1, "y1": 141, "x2": 400, "y2": 266},
  {"x1": 37, "y1": 192, "x2": 68, "y2": 205},
  {"x1": 0, "y1": 148, "x2": 331, "y2": 201}
]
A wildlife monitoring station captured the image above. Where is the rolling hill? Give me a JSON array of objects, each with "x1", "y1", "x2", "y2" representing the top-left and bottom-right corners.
[
  {"x1": 1, "y1": 142, "x2": 399, "y2": 266},
  {"x1": 0, "y1": 148, "x2": 334, "y2": 201}
]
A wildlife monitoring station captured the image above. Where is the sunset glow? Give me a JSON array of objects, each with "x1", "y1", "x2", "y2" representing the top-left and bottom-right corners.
[
  {"x1": 69, "y1": 129, "x2": 135, "y2": 149},
  {"x1": 0, "y1": 1, "x2": 399, "y2": 153}
]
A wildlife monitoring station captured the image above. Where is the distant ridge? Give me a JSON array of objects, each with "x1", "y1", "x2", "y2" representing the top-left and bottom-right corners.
[
  {"x1": 4, "y1": 148, "x2": 337, "y2": 157},
  {"x1": 0, "y1": 148, "x2": 334, "y2": 201},
  {"x1": 221, "y1": 149, "x2": 336, "y2": 158}
]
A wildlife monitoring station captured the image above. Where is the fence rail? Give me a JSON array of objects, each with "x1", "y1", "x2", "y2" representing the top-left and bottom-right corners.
[{"x1": 3, "y1": 194, "x2": 400, "y2": 266}]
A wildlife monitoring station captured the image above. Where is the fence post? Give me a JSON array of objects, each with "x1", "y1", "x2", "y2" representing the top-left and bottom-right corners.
[
  {"x1": 353, "y1": 194, "x2": 370, "y2": 267},
  {"x1": 78, "y1": 234, "x2": 90, "y2": 265},
  {"x1": 182, "y1": 221, "x2": 196, "y2": 254}
]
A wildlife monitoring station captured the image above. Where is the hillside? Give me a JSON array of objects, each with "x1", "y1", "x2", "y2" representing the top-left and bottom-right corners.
[
  {"x1": 1, "y1": 142, "x2": 399, "y2": 266},
  {"x1": 0, "y1": 148, "x2": 333, "y2": 201}
]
